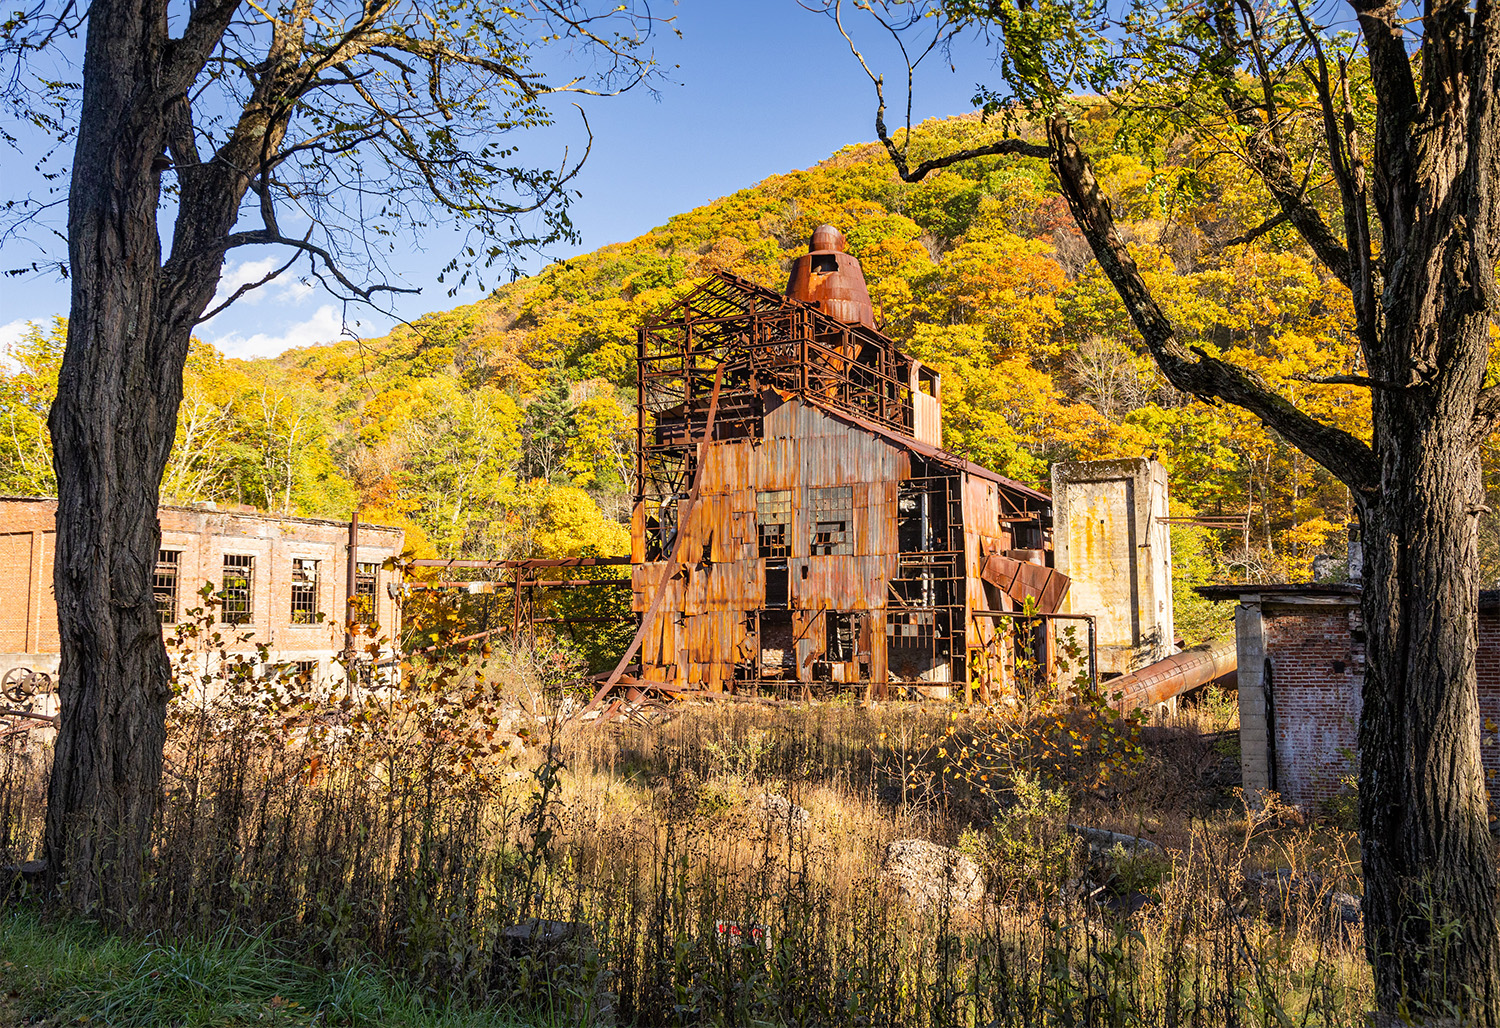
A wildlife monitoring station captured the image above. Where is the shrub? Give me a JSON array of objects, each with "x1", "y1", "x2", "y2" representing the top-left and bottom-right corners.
[{"x1": 961, "y1": 771, "x2": 1077, "y2": 902}]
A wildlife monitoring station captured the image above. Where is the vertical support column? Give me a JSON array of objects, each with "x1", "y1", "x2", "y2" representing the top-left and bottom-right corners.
[
  {"x1": 27, "y1": 529, "x2": 43, "y2": 653},
  {"x1": 1236, "y1": 598, "x2": 1271, "y2": 796},
  {"x1": 345, "y1": 512, "x2": 358, "y2": 695}
]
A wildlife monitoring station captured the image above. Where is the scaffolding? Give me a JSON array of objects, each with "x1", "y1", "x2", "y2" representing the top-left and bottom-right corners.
[{"x1": 636, "y1": 272, "x2": 915, "y2": 558}]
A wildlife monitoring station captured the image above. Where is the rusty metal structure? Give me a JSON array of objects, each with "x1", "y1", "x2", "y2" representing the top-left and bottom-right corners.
[
  {"x1": 404, "y1": 556, "x2": 633, "y2": 653},
  {"x1": 1104, "y1": 636, "x2": 1237, "y2": 712},
  {"x1": 622, "y1": 226, "x2": 1073, "y2": 701}
]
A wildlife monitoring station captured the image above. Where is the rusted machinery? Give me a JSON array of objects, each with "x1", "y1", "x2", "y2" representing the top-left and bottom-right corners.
[{"x1": 1104, "y1": 637, "x2": 1237, "y2": 712}]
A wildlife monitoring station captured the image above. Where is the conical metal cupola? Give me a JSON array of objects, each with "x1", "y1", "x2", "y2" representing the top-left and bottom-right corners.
[{"x1": 784, "y1": 224, "x2": 874, "y2": 328}]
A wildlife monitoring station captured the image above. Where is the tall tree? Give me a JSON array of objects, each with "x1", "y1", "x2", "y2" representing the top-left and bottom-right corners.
[
  {"x1": 818, "y1": 0, "x2": 1500, "y2": 1019},
  {"x1": 1, "y1": 0, "x2": 661, "y2": 917}
]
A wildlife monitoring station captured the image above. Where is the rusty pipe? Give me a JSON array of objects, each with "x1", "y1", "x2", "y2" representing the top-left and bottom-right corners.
[{"x1": 1106, "y1": 637, "x2": 1237, "y2": 712}]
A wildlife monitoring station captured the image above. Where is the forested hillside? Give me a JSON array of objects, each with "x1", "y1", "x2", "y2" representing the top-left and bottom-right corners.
[{"x1": 7, "y1": 107, "x2": 1478, "y2": 612}]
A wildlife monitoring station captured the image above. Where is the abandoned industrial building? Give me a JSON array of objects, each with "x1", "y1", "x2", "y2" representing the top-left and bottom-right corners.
[
  {"x1": 0, "y1": 497, "x2": 405, "y2": 687},
  {"x1": 623, "y1": 225, "x2": 1177, "y2": 700}
]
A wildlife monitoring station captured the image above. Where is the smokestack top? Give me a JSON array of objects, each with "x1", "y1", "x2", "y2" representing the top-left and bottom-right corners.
[
  {"x1": 784, "y1": 224, "x2": 874, "y2": 328},
  {"x1": 809, "y1": 224, "x2": 848, "y2": 253}
]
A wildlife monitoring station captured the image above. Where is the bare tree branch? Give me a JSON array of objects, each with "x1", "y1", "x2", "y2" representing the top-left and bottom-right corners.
[{"x1": 1046, "y1": 113, "x2": 1379, "y2": 494}]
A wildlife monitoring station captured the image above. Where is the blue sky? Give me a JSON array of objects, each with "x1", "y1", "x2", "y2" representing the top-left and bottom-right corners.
[{"x1": 0, "y1": 1, "x2": 999, "y2": 360}]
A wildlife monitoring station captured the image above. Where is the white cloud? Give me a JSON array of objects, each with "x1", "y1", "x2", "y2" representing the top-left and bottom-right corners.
[
  {"x1": 205, "y1": 305, "x2": 347, "y2": 359},
  {"x1": 213, "y1": 257, "x2": 319, "y2": 308},
  {"x1": 0, "y1": 318, "x2": 40, "y2": 372},
  {"x1": 0, "y1": 318, "x2": 34, "y2": 348}
]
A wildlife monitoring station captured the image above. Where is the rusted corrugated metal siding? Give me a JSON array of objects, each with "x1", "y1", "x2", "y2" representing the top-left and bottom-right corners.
[
  {"x1": 964, "y1": 474, "x2": 1014, "y2": 697},
  {"x1": 634, "y1": 399, "x2": 907, "y2": 688}
]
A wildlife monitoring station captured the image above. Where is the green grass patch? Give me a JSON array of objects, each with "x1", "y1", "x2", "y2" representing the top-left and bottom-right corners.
[{"x1": 0, "y1": 906, "x2": 536, "y2": 1027}]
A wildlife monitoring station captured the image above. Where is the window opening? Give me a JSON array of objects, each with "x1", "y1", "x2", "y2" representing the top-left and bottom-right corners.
[
  {"x1": 765, "y1": 560, "x2": 789, "y2": 609},
  {"x1": 291, "y1": 559, "x2": 319, "y2": 624},
  {"x1": 354, "y1": 562, "x2": 378, "y2": 622},
  {"x1": 826, "y1": 611, "x2": 857, "y2": 661},
  {"x1": 757, "y1": 490, "x2": 792, "y2": 558},
  {"x1": 154, "y1": 550, "x2": 180, "y2": 625},
  {"x1": 811, "y1": 253, "x2": 838, "y2": 274},
  {"x1": 221, "y1": 554, "x2": 254, "y2": 624},
  {"x1": 294, "y1": 659, "x2": 317, "y2": 680},
  {"x1": 758, "y1": 610, "x2": 795, "y2": 678},
  {"x1": 808, "y1": 486, "x2": 853, "y2": 555}
]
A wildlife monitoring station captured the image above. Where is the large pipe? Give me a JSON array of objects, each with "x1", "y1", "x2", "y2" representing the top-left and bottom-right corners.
[{"x1": 1105, "y1": 637, "x2": 1237, "y2": 712}]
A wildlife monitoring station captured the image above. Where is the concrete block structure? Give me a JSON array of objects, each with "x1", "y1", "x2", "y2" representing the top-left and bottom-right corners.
[
  {"x1": 0, "y1": 497, "x2": 404, "y2": 687},
  {"x1": 1201, "y1": 582, "x2": 1500, "y2": 808},
  {"x1": 1051, "y1": 458, "x2": 1174, "y2": 676}
]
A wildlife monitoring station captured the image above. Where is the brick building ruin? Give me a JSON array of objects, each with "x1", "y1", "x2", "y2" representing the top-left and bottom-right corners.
[
  {"x1": 0, "y1": 497, "x2": 404, "y2": 689},
  {"x1": 1200, "y1": 580, "x2": 1500, "y2": 809}
]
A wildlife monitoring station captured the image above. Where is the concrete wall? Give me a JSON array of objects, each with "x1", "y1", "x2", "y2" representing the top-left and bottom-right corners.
[
  {"x1": 1051, "y1": 458, "x2": 1174, "y2": 675},
  {"x1": 0, "y1": 497, "x2": 404, "y2": 687}
]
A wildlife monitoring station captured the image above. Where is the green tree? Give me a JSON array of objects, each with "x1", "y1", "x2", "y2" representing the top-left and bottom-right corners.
[
  {"x1": 819, "y1": 0, "x2": 1500, "y2": 1016},
  {"x1": 1, "y1": 0, "x2": 661, "y2": 918},
  {"x1": 0, "y1": 319, "x2": 64, "y2": 495}
]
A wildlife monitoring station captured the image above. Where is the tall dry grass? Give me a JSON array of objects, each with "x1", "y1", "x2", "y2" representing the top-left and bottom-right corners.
[{"x1": 0, "y1": 636, "x2": 1371, "y2": 1026}]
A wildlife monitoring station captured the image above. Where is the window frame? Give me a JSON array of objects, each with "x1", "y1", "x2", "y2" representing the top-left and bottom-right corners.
[
  {"x1": 154, "y1": 550, "x2": 181, "y2": 625},
  {"x1": 807, "y1": 486, "x2": 854, "y2": 556},
  {"x1": 220, "y1": 553, "x2": 255, "y2": 625},
  {"x1": 353, "y1": 561, "x2": 379, "y2": 623},
  {"x1": 290, "y1": 558, "x2": 320, "y2": 625}
]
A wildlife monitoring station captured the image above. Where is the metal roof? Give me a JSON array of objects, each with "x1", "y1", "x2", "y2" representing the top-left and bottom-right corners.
[{"x1": 799, "y1": 396, "x2": 1051, "y2": 505}]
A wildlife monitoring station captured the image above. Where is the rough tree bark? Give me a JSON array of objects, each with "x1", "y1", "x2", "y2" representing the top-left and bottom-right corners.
[
  {"x1": 1048, "y1": 108, "x2": 1500, "y2": 1018},
  {"x1": 44, "y1": 0, "x2": 241, "y2": 917},
  {"x1": 834, "y1": 0, "x2": 1500, "y2": 1015},
  {"x1": 29, "y1": 0, "x2": 652, "y2": 918}
]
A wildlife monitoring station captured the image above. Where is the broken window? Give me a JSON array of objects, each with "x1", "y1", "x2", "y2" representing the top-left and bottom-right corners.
[
  {"x1": 765, "y1": 560, "x2": 789, "y2": 608},
  {"x1": 354, "y1": 562, "x2": 378, "y2": 622},
  {"x1": 154, "y1": 550, "x2": 180, "y2": 625},
  {"x1": 291, "y1": 559, "x2": 319, "y2": 624},
  {"x1": 757, "y1": 490, "x2": 792, "y2": 558},
  {"x1": 221, "y1": 554, "x2": 254, "y2": 624},
  {"x1": 812, "y1": 522, "x2": 847, "y2": 554},
  {"x1": 294, "y1": 659, "x2": 317, "y2": 680},
  {"x1": 811, "y1": 253, "x2": 838, "y2": 274},
  {"x1": 826, "y1": 611, "x2": 856, "y2": 661},
  {"x1": 808, "y1": 486, "x2": 853, "y2": 555}
]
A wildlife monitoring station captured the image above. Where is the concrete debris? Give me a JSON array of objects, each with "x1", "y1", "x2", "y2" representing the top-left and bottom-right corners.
[
  {"x1": 1068, "y1": 824, "x2": 1164, "y2": 860},
  {"x1": 1328, "y1": 891, "x2": 1362, "y2": 925},
  {"x1": 881, "y1": 839, "x2": 985, "y2": 912},
  {"x1": 753, "y1": 793, "x2": 810, "y2": 830}
]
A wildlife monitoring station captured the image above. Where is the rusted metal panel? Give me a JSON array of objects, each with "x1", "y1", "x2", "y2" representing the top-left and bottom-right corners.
[
  {"x1": 794, "y1": 556, "x2": 891, "y2": 611},
  {"x1": 980, "y1": 553, "x2": 1071, "y2": 615},
  {"x1": 681, "y1": 559, "x2": 763, "y2": 614}
]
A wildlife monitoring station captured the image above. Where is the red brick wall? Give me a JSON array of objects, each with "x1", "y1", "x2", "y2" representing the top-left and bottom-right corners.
[
  {"x1": 1265, "y1": 607, "x2": 1364, "y2": 808},
  {"x1": 1267, "y1": 605, "x2": 1500, "y2": 808}
]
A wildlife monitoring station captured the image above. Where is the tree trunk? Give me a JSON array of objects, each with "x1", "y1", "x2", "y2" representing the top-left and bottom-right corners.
[
  {"x1": 42, "y1": 0, "x2": 191, "y2": 918},
  {"x1": 1359, "y1": 379, "x2": 1500, "y2": 1019},
  {"x1": 1039, "y1": 108, "x2": 1500, "y2": 1020}
]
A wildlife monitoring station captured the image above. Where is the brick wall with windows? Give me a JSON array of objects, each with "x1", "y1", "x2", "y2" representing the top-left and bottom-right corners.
[{"x1": 0, "y1": 497, "x2": 404, "y2": 684}]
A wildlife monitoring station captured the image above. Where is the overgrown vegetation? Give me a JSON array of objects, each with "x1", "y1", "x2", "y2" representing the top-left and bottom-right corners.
[{"x1": 0, "y1": 626, "x2": 1371, "y2": 1024}]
